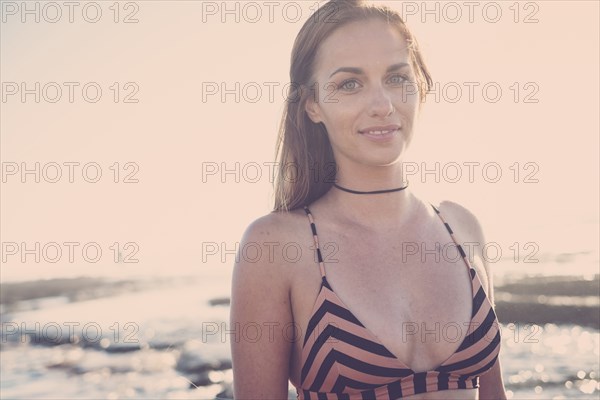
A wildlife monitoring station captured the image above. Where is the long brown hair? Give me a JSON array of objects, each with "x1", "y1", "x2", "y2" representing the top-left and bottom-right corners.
[{"x1": 272, "y1": 0, "x2": 433, "y2": 212}]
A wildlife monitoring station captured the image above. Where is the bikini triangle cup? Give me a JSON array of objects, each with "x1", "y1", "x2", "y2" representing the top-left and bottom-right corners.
[{"x1": 297, "y1": 204, "x2": 501, "y2": 398}]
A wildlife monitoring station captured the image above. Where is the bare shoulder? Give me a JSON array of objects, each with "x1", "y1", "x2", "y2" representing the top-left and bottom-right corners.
[
  {"x1": 436, "y1": 200, "x2": 495, "y2": 301},
  {"x1": 240, "y1": 208, "x2": 309, "y2": 250},
  {"x1": 437, "y1": 200, "x2": 485, "y2": 244},
  {"x1": 234, "y1": 208, "x2": 310, "y2": 280}
]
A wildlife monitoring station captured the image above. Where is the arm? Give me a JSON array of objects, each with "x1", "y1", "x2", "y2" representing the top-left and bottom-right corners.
[
  {"x1": 440, "y1": 201, "x2": 508, "y2": 400},
  {"x1": 479, "y1": 357, "x2": 508, "y2": 400},
  {"x1": 476, "y1": 246, "x2": 507, "y2": 400},
  {"x1": 230, "y1": 215, "x2": 294, "y2": 400}
]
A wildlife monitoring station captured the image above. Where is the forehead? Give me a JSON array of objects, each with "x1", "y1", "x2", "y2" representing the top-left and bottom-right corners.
[{"x1": 314, "y1": 18, "x2": 410, "y2": 76}]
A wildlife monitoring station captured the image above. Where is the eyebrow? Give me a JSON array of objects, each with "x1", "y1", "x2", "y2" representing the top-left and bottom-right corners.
[{"x1": 328, "y1": 62, "x2": 410, "y2": 78}]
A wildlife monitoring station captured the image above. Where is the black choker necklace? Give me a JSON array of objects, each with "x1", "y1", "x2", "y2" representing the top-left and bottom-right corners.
[{"x1": 333, "y1": 181, "x2": 409, "y2": 195}]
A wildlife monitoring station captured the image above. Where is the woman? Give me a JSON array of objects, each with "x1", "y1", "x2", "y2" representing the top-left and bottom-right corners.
[{"x1": 230, "y1": 0, "x2": 507, "y2": 399}]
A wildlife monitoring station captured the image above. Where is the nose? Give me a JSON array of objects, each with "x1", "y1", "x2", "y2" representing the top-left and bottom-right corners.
[{"x1": 367, "y1": 84, "x2": 395, "y2": 118}]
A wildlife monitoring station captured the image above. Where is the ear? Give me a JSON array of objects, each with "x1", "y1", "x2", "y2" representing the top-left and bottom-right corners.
[{"x1": 304, "y1": 94, "x2": 323, "y2": 124}]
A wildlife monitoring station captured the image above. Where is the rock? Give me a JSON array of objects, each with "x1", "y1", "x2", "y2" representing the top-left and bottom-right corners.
[
  {"x1": 175, "y1": 340, "x2": 231, "y2": 374},
  {"x1": 187, "y1": 371, "x2": 213, "y2": 388},
  {"x1": 215, "y1": 382, "x2": 233, "y2": 400},
  {"x1": 208, "y1": 297, "x2": 231, "y2": 306},
  {"x1": 103, "y1": 342, "x2": 142, "y2": 353}
]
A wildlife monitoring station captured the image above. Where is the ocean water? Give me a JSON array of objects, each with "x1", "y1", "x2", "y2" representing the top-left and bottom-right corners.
[{"x1": 1, "y1": 274, "x2": 599, "y2": 400}]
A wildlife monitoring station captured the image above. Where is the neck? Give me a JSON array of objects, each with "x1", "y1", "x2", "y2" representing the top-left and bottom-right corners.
[
  {"x1": 322, "y1": 163, "x2": 416, "y2": 230},
  {"x1": 333, "y1": 182, "x2": 409, "y2": 194}
]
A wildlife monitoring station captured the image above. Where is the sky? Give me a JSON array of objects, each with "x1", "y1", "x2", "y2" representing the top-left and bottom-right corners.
[{"x1": 1, "y1": 0, "x2": 598, "y2": 282}]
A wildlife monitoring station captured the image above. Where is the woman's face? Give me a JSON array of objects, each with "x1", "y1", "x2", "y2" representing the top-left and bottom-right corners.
[{"x1": 305, "y1": 18, "x2": 420, "y2": 169}]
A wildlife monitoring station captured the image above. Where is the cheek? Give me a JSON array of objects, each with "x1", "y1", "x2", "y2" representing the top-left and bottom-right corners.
[
  {"x1": 393, "y1": 98, "x2": 420, "y2": 125},
  {"x1": 318, "y1": 97, "x2": 358, "y2": 131},
  {"x1": 322, "y1": 108, "x2": 356, "y2": 137}
]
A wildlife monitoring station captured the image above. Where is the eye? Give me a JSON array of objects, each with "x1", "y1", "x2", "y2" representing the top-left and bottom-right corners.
[
  {"x1": 388, "y1": 74, "x2": 409, "y2": 85},
  {"x1": 338, "y1": 79, "x2": 361, "y2": 91}
]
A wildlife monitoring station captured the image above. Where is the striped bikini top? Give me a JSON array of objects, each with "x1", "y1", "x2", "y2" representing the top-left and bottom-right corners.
[{"x1": 297, "y1": 204, "x2": 501, "y2": 400}]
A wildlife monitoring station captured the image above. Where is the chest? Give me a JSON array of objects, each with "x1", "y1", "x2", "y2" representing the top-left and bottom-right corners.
[
  {"x1": 319, "y1": 230, "x2": 476, "y2": 341},
  {"x1": 289, "y1": 221, "x2": 483, "y2": 384}
]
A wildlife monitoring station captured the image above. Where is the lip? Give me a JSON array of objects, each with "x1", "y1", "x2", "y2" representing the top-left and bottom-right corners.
[
  {"x1": 358, "y1": 124, "x2": 401, "y2": 142},
  {"x1": 358, "y1": 124, "x2": 401, "y2": 134}
]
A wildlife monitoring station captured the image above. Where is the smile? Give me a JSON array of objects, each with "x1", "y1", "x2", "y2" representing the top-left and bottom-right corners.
[
  {"x1": 361, "y1": 129, "x2": 397, "y2": 135},
  {"x1": 358, "y1": 124, "x2": 401, "y2": 135}
]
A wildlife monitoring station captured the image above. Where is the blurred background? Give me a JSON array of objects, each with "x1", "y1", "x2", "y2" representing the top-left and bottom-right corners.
[{"x1": 1, "y1": 0, "x2": 598, "y2": 399}]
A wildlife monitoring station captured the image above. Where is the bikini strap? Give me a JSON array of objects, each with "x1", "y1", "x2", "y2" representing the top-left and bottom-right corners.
[
  {"x1": 304, "y1": 203, "x2": 472, "y2": 279},
  {"x1": 303, "y1": 205, "x2": 327, "y2": 279},
  {"x1": 430, "y1": 203, "x2": 473, "y2": 272}
]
